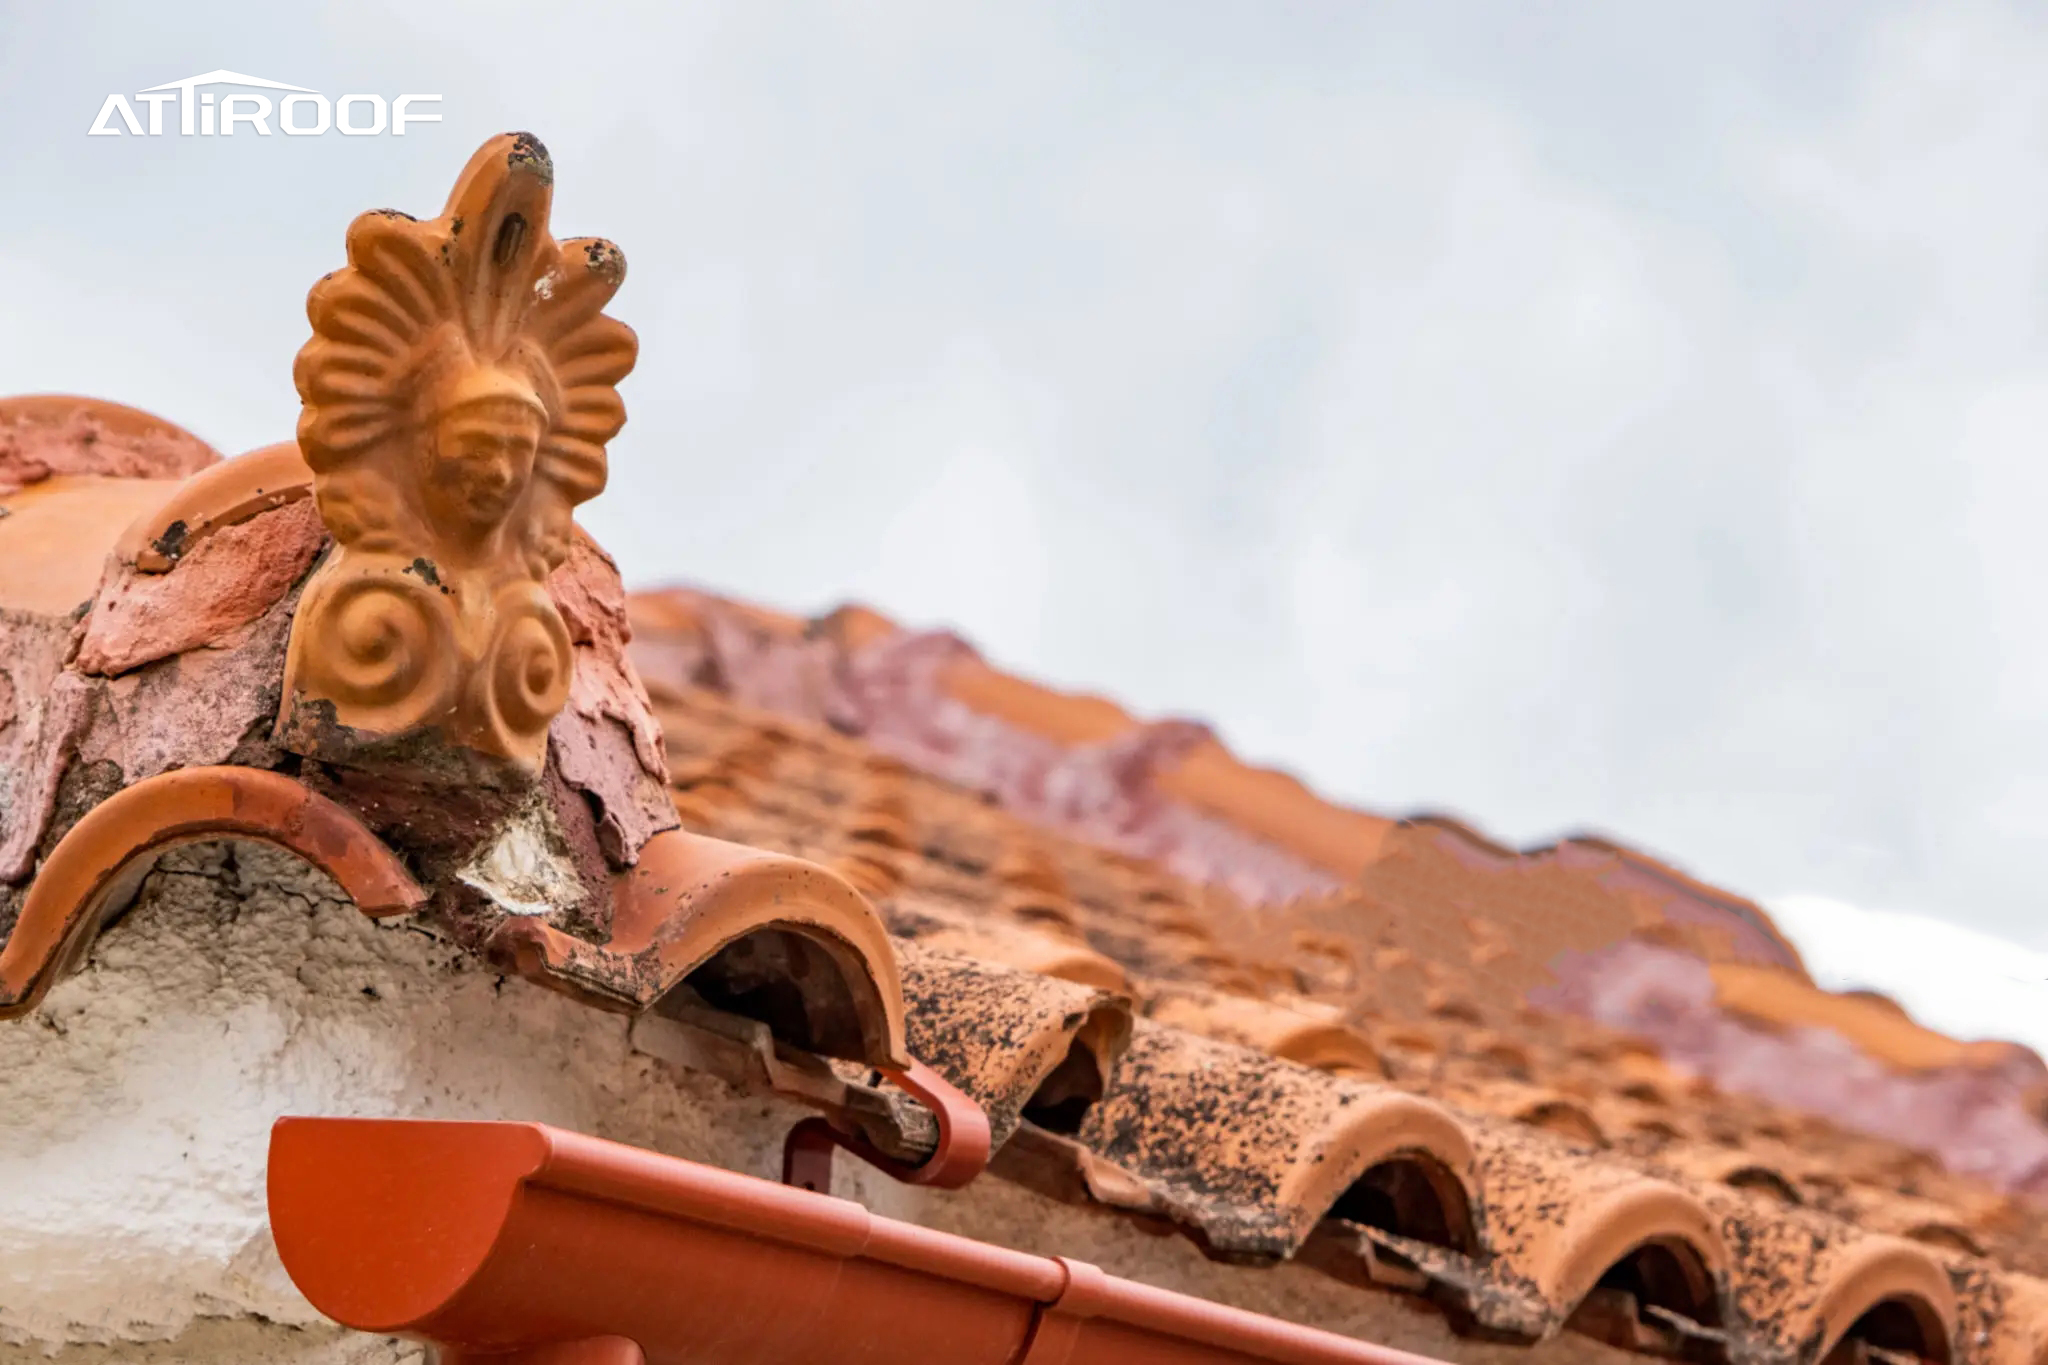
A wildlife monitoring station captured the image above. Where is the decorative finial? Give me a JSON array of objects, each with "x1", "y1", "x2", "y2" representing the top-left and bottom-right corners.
[{"x1": 277, "y1": 132, "x2": 637, "y2": 773}]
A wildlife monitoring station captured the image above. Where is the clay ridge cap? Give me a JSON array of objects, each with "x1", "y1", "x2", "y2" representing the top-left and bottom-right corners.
[
  {"x1": 0, "y1": 766, "x2": 425, "y2": 1018},
  {"x1": 0, "y1": 393, "x2": 219, "y2": 494},
  {"x1": 490, "y1": 826, "x2": 911, "y2": 1070},
  {"x1": 1709, "y1": 961, "x2": 2015, "y2": 1074},
  {"x1": 930, "y1": 640, "x2": 1401, "y2": 876},
  {"x1": 113, "y1": 439, "x2": 314, "y2": 571}
]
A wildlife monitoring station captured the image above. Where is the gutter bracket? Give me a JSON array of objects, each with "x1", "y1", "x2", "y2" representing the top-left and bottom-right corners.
[
  {"x1": 1017, "y1": 1257, "x2": 1113, "y2": 1365},
  {"x1": 782, "y1": 1058, "x2": 991, "y2": 1191}
]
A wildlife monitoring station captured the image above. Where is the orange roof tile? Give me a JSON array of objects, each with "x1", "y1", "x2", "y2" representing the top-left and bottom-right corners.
[
  {"x1": 8, "y1": 128, "x2": 2048, "y2": 1365},
  {"x1": 0, "y1": 475, "x2": 185, "y2": 616},
  {"x1": 1710, "y1": 961, "x2": 2036, "y2": 1074},
  {"x1": 11, "y1": 437, "x2": 2048, "y2": 1365},
  {"x1": 0, "y1": 393, "x2": 217, "y2": 495}
]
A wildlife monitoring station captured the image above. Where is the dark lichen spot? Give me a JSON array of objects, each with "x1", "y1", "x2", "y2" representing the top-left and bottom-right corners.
[
  {"x1": 151, "y1": 518, "x2": 189, "y2": 563},
  {"x1": 403, "y1": 556, "x2": 448, "y2": 592},
  {"x1": 368, "y1": 208, "x2": 417, "y2": 221},
  {"x1": 450, "y1": 216, "x2": 465, "y2": 237},
  {"x1": 505, "y1": 131, "x2": 553, "y2": 186}
]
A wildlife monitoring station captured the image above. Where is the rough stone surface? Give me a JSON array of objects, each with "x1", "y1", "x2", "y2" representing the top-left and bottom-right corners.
[
  {"x1": 546, "y1": 534, "x2": 674, "y2": 867},
  {"x1": 74, "y1": 499, "x2": 325, "y2": 678},
  {"x1": 73, "y1": 595, "x2": 294, "y2": 781},
  {"x1": 0, "y1": 590, "x2": 292, "y2": 884},
  {"x1": 2, "y1": 842, "x2": 1633, "y2": 1365},
  {"x1": 0, "y1": 673, "x2": 92, "y2": 884}
]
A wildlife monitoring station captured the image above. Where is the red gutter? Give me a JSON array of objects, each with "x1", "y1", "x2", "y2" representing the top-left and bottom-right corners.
[{"x1": 268, "y1": 1117, "x2": 1452, "y2": 1365}]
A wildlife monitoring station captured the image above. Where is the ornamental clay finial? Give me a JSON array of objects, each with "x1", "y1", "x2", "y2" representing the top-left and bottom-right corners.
[{"x1": 278, "y1": 132, "x2": 637, "y2": 773}]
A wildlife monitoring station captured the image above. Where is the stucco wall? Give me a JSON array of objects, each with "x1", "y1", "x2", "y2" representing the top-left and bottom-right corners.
[{"x1": 0, "y1": 844, "x2": 1627, "y2": 1365}]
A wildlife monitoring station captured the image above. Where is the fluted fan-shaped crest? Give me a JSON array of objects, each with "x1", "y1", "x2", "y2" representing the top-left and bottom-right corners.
[{"x1": 291, "y1": 131, "x2": 637, "y2": 565}]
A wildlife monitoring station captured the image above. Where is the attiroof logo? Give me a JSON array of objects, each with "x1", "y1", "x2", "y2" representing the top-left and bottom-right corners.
[{"x1": 89, "y1": 70, "x2": 441, "y2": 137}]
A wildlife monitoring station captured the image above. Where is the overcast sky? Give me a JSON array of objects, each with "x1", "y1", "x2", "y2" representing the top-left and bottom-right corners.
[{"x1": 4, "y1": 3, "x2": 2046, "y2": 1033}]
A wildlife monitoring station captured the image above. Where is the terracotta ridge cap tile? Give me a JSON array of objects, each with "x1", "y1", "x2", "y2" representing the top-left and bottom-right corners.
[
  {"x1": 1142, "y1": 982, "x2": 1385, "y2": 1080},
  {"x1": 490, "y1": 826, "x2": 910, "y2": 1070},
  {"x1": 113, "y1": 439, "x2": 314, "y2": 571},
  {"x1": 1458, "y1": 1112, "x2": 1733, "y2": 1340},
  {"x1": 891, "y1": 937, "x2": 1132, "y2": 1150},
  {"x1": 1077, "y1": 1018, "x2": 1480, "y2": 1259},
  {"x1": 73, "y1": 491, "x2": 326, "y2": 678},
  {"x1": 1710, "y1": 959, "x2": 2036, "y2": 1075},
  {"x1": 1, "y1": 766, "x2": 424, "y2": 1017},
  {"x1": 0, "y1": 393, "x2": 219, "y2": 494},
  {"x1": 0, "y1": 474, "x2": 187, "y2": 617}
]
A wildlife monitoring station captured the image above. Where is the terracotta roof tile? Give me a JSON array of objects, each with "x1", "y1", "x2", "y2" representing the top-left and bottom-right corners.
[
  {"x1": 623, "y1": 679, "x2": 2048, "y2": 1355},
  {"x1": 1464, "y1": 1116, "x2": 1730, "y2": 1344},
  {"x1": 14, "y1": 135, "x2": 2048, "y2": 1364},
  {"x1": 0, "y1": 474, "x2": 188, "y2": 616},
  {"x1": 1145, "y1": 983, "x2": 1386, "y2": 1079},
  {"x1": 1076, "y1": 1019, "x2": 1479, "y2": 1261},
  {"x1": 0, "y1": 394, "x2": 218, "y2": 495},
  {"x1": 893, "y1": 938, "x2": 1130, "y2": 1149},
  {"x1": 1700, "y1": 1185, "x2": 1959, "y2": 1365},
  {"x1": 14, "y1": 444, "x2": 2048, "y2": 1362}
]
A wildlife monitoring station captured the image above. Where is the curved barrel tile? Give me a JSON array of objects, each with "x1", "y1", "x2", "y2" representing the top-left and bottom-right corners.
[
  {"x1": 114, "y1": 440, "x2": 315, "y2": 571},
  {"x1": 0, "y1": 766, "x2": 425, "y2": 1017},
  {"x1": 1433, "y1": 1078, "x2": 1610, "y2": 1151},
  {"x1": 488, "y1": 826, "x2": 910, "y2": 1069},
  {"x1": 1656, "y1": 1143, "x2": 1806, "y2": 1208},
  {"x1": 1702, "y1": 1185, "x2": 1958, "y2": 1365},
  {"x1": 1467, "y1": 1117, "x2": 1729, "y2": 1344},
  {"x1": 1794, "y1": 1235, "x2": 1956, "y2": 1365},
  {"x1": 888, "y1": 900, "x2": 1130, "y2": 994},
  {"x1": 892, "y1": 938, "x2": 1129, "y2": 1149},
  {"x1": 0, "y1": 394, "x2": 219, "y2": 491},
  {"x1": 1075, "y1": 1019, "x2": 1479, "y2": 1260},
  {"x1": 1979, "y1": 1271, "x2": 2048, "y2": 1365},
  {"x1": 0, "y1": 475, "x2": 186, "y2": 617},
  {"x1": 1146, "y1": 984, "x2": 1384, "y2": 1079}
]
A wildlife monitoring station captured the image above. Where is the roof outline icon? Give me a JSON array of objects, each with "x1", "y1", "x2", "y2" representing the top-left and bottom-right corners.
[{"x1": 140, "y1": 70, "x2": 318, "y2": 94}]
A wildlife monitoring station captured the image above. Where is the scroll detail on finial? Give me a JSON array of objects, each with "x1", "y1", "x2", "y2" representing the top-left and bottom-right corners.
[{"x1": 277, "y1": 131, "x2": 638, "y2": 773}]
